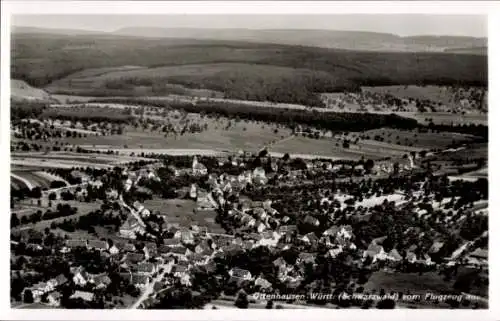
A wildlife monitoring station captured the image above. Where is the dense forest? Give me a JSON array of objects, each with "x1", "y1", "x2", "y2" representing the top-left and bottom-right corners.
[{"x1": 12, "y1": 33, "x2": 487, "y2": 107}]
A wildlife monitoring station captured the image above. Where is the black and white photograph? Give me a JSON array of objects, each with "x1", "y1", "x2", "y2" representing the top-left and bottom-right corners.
[{"x1": 1, "y1": 1, "x2": 497, "y2": 319}]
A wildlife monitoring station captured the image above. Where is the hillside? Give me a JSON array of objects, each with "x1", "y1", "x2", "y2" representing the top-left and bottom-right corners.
[
  {"x1": 114, "y1": 28, "x2": 487, "y2": 53},
  {"x1": 13, "y1": 26, "x2": 486, "y2": 53},
  {"x1": 444, "y1": 46, "x2": 488, "y2": 55},
  {"x1": 11, "y1": 33, "x2": 487, "y2": 106},
  {"x1": 11, "y1": 79, "x2": 52, "y2": 102}
]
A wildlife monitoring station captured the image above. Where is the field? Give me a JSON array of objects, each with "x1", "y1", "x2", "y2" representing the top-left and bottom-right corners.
[
  {"x1": 351, "y1": 128, "x2": 479, "y2": 150},
  {"x1": 269, "y1": 135, "x2": 424, "y2": 161},
  {"x1": 143, "y1": 198, "x2": 225, "y2": 234},
  {"x1": 11, "y1": 170, "x2": 59, "y2": 190},
  {"x1": 11, "y1": 152, "x2": 152, "y2": 170},
  {"x1": 60, "y1": 118, "x2": 291, "y2": 153},
  {"x1": 11, "y1": 79, "x2": 53, "y2": 102},
  {"x1": 365, "y1": 269, "x2": 488, "y2": 299},
  {"x1": 395, "y1": 112, "x2": 487, "y2": 126},
  {"x1": 362, "y1": 85, "x2": 486, "y2": 110},
  {"x1": 12, "y1": 33, "x2": 487, "y2": 107}
]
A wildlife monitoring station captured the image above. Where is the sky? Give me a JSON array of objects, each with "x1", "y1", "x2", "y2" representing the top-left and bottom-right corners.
[{"x1": 12, "y1": 14, "x2": 488, "y2": 37}]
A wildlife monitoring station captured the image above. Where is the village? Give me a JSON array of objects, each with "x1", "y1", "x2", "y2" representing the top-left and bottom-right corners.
[{"x1": 10, "y1": 147, "x2": 488, "y2": 309}]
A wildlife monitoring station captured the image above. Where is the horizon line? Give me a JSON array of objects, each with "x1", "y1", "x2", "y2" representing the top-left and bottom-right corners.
[{"x1": 11, "y1": 25, "x2": 488, "y2": 39}]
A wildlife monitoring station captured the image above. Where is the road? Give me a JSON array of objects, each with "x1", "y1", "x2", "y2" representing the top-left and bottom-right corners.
[
  {"x1": 129, "y1": 264, "x2": 169, "y2": 309},
  {"x1": 119, "y1": 194, "x2": 146, "y2": 228}
]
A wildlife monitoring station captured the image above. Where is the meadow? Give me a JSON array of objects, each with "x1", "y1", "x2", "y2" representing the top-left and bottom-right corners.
[
  {"x1": 143, "y1": 198, "x2": 225, "y2": 234},
  {"x1": 60, "y1": 118, "x2": 291, "y2": 153},
  {"x1": 351, "y1": 128, "x2": 479, "y2": 150}
]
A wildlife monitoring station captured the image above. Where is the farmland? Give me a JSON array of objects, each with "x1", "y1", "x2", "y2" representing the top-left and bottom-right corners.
[
  {"x1": 350, "y1": 128, "x2": 480, "y2": 150},
  {"x1": 365, "y1": 269, "x2": 488, "y2": 299},
  {"x1": 59, "y1": 118, "x2": 291, "y2": 153},
  {"x1": 10, "y1": 170, "x2": 64, "y2": 190}
]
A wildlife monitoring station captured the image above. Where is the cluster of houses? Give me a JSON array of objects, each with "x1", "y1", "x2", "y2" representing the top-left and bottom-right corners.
[{"x1": 15, "y1": 151, "x2": 488, "y2": 308}]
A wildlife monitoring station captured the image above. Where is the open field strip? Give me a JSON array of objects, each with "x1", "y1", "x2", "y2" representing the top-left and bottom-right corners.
[
  {"x1": 81, "y1": 146, "x2": 228, "y2": 157},
  {"x1": 11, "y1": 158, "x2": 113, "y2": 169},
  {"x1": 49, "y1": 93, "x2": 487, "y2": 127},
  {"x1": 32, "y1": 171, "x2": 70, "y2": 185},
  {"x1": 11, "y1": 173, "x2": 35, "y2": 190}
]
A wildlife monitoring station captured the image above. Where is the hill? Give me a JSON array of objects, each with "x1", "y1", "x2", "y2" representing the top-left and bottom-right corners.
[
  {"x1": 11, "y1": 79, "x2": 52, "y2": 102},
  {"x1": 13, "y1": 26, "x2": 487, "y2": 53},
  {"x1": 444, "y1": 46, "x2": 488, "y2": 55},
  {"x1": 114, "y1": 28, "x2": 487, "y2": 53},
  {"x1": 11, "y1": 33, "x2": 487, "y2": 106}
]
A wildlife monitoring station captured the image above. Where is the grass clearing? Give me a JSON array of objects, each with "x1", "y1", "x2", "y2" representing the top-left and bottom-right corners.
[
  {"x1": 269, "y1": 135, "x2": 416, "y2": 160},
  {"x1": 353, "y1": 128, "x2": 479, "y2": 150},
  {"x1": 365, "y1": 271, "x2": 454, "y2": 295},
  {"x1": 143, "y1": 198, "x2": 225, "y2": 234},
  {"x1": 62, "y1": 119, "x2": 290, "y2": 153}
]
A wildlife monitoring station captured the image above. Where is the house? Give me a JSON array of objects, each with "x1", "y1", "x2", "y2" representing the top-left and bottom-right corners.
[
  {"x1": 143, "y1": 243, "x2": 158, "y2": 259},
  {"x1": 252, "y1": 167, "x2": 267, "y2": 185},
  {"x1": 254, "y1": 276, "x2": 272, "y2": 290},
  {"x1": 94, "y1": 275, "x2": 112, "y2": 289},
  {"x1": 163, "y1": 238, "x2": 182, "y2": 247},
  {"x1": 65, "y1": 239, "x2": 87, "y2": 249},
  {"x1": 189, "y1": 184, "x2": 198, "y2": 199},
  {"x1": 136, "y1": 262, "x2": 157, "y2": 275},
  {"x1": 429, "y1": 241, "x2": 444, "y2": 254},
  {"x1": 189, "y1": 253, "x2": 208, "y2": 265},
  {"x1": 173, "y1": 265, "x2": 189, "y2": 278},
  {"x1": 133, "y1": 201, "x2": 145, "y2": 213},
  {"x1": 273, "y1": 257, "x2": 287, "y2": 269},
  {"x1": 243, "y1": 240, "x2": 254, "y2": 251},
  {"x1": 47, "y1": 291, "x2": 62, "y2": 306},
  {"x1": 254, "y1": 208, "x2": 268, "y2": 220},
  {"x1": 304, "y1": 215, "x2": 320, "y2": 227},
  {"x1": 222, "y1": 244, "x2": 244, "y2": 256},
  {"x1": 406, "y1": 252, "x2": 417, "y2": 263},
  {"x1": 47, "y1": 274, "x2": 68, "y2": 289},
  {"x1": 29, "y1": 282, "x2": 53, "y2": 299},
  {"x1": 363, "y1": 244, "x2": 386, "y2": 262},
  {"x1": 338, "y1": 225, "x2": 354, "y2": 240},
  {"x1": 323, "y1": 226, "x2": 340, "y2": 237},
  {"x1": 297, "y1": 253, "x2": 316, "y2": 265},
  {"x1": 132, "y1": 274, "x2": 151, "y2": 288},
  {"x1": 279, "y1": 225, "x2": 297, "y2": 235},
  {"x1": 241, "y1": 214, "x2": 257, "y2": 227},
  {"x1": 109, "y1": 244, "x2": 120, "y2": 255},
  {"x1": 257, "y1": 222, "x2": 266, "y2": 233},
  {"x1": 59, "y1": 246, "x2": 71, "y2": 254},
  {"x1": 192, "y1": 156, "x2": 208, "y2": 176},
  {"x1": 301, "y1": 232, "x2": 319, "y2": 245},
  {"x1": 195, "y1": 241, "x2": 213, "y2": 254},
  {"x1": 119, "y1": 218, "x2": 141, "y2": 239},
  {"x1": 125, "y1": 252, "x2": 145, "y2": 264},
  {"x1": 73, "y1": 270, "x2": 89, "y2": 286},
  {"x1": 87, "y1": 240, "x2": 109, "y2": 251},
  {"x1": 280, "y1": 231, "x2": 295, "y2": 244},
  {"x1": 468, "y1": 248, "x2": 488, "y2": 263},
  {"x1": 174, "y1": 229, "x2": 195, "y2": 244},
  {"x1": 70, "y1": 290, "x2": 94, "y2": 302},
  {"x1": 229, "y1": 268, "x2": 253, "y2": 281},
  {"x1": 257, "y1": 231, "x2": 280, "y2": 248},
  {"x1": 212, "y1": 236, "x2": 233, "y2": 249},
  {"x1": 386, "y1": 249, "x2": 403, "y2": 262},
  {"x1": 115, "y1": 242, "x2": 136, "y2": 252},
  {"x1": 55, "y1": 274, "x2": 68, "y2": 287},
  {"x1": 169, "y1": 245, "x2": 191, "y2": 258}
]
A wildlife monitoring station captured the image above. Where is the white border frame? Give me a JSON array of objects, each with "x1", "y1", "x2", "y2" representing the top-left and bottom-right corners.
[{"x1": 1, "y1": 1, "x2": 498, "y2": 320}]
